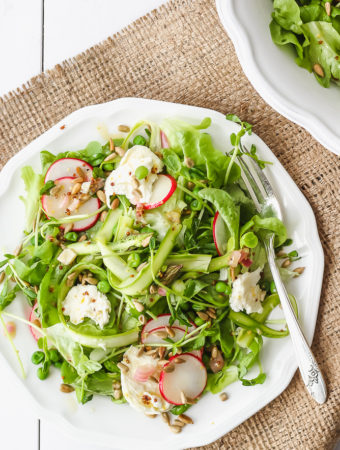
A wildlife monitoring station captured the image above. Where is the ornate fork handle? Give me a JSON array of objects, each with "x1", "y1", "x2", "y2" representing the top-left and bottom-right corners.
[{"x1": 265, "y1": 235, "x2": 327, "y2": 404}]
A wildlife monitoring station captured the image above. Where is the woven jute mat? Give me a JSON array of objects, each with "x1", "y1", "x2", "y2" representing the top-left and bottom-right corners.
[{"x1": 0, "y1": 0, "x2": 339, "y2": 448}]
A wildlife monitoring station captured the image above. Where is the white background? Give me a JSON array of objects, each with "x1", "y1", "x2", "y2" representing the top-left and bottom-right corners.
[{"x1": 0, "y1": 1, "x2": 165, "y2": 449}]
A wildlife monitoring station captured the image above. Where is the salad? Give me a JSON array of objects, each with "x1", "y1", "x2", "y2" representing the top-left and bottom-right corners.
[
  {"x1": 270, "y1": 0, "x2": 340, "y2": 88},
  {"x1": 0, "y1": 114, "x2": 304, "y2": 433}
]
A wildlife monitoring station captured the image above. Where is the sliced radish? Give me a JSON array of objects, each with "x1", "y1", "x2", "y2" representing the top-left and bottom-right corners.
[
  {"x1": 143, "y1": 174, "x2": 177, "y2": 210},
  {"x1": 213, "y1": 212, "x2": 228, "y2": 256},
  {"x1": 133, "y1": 365, "x2": 156, "y2": 383},
  {"x1": 159, "y1": 353, "x2": 207, "y2": 405},
  {"x1": 29, "y1": 303, "x2": 43, "y2": 341},
  {"x1": 160, "y1": 131, "x2": 170, "y2": 149},
  {"x1": 41, "y1": 176, "x2": 100, "y2": 231},
  {"x1": 45, "y1": 158, "x2": 93, "y2": 182},
  {"x1": 188, "y1": 349, "x2": 203, "y2": 359},
  {"x1": 141, "y1": 314, "x2": 195, "y2": 341}
]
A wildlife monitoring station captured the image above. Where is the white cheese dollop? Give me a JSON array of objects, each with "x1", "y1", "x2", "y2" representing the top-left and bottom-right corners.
[
  {"x1": 104, "y1": 145, "x2": 163, "y2": 205},
  {"x1": 229, "y1": 267, "x2": 266, "y2": 314},
  {"x1": 62, "y1": 284, "x2": 111, "y2": 329},
  {"x1": 120, "y1": 346, "x2": 172, "y2": 415}
]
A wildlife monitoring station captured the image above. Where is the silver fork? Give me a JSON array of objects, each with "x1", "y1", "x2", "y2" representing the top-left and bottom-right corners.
[{"x1": 236, "y1": 143, "x2": 327, "y2": 404}]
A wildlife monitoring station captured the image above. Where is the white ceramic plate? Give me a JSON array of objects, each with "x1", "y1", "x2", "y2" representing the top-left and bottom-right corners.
[
  {"x1": 216, "y1": 0, "x2": 340, "y2": 156},
  {"x1": 0, "y1": 98, "x2": 324, "y2": 449}
]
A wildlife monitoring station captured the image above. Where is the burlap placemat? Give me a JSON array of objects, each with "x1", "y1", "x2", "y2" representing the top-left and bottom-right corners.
[{"x1": 0, "y1": 0, "x2": 339, "y2": 448}]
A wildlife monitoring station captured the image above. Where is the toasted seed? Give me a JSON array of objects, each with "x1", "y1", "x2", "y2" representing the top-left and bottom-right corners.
[
  {"x1": 211, "y1": 346, "x2": 218, "y2": 359},
  {"x1": 173, "y1": 420, "x2": 186, "y2": 428},
  {"x1": 111, "y1": 198, "x2": 120, "y2": 210},
  {"x1": 154, "y1": 330, "x2": 168, "y2": 339},
  {"x1": 60, "y1": 384, "x2": 74, "y2": 393},
  {"x1": 138, "y1": 314, "x2": 147, "y2": 325},
  {"x1": 281, "y1": 259, "x2": 292, "y2": 268},
  {"x1": 174, "y1": 357, "x2": 185, "y2": 364},
  {"x1": 155, "y1": 151, "x2": 163, "y2": 159},
  {"x1": 100, "y1": 210, "x2": 108, "y2": 222},
  {"x1": 115, "y1": 147, "x2": 126, "y2": 157},
  {"x1": 63, "y1": 222, "x2": 74, "y2": 234},
  {"x1": 79, "y1": 193, "x2": 90, "y2": 202},
  {"x1": 71, "y1": 183, "x2": 82, "y2": 195},
  {"x1": 113, "y1": 389, "x2": 122, "y2": 399},
  {"x1": 325, "y1": 1, "x2": 331, "y2": 16},
  {"x1": 207, "y1": 310, "x2": 217, "y2": 319},
  {"x1": 164, "y1": 364, "x2": 175, "y2": 373},
  {"x1": 219, "y1": 392, "x2": 228, "y2": 402},
  {"x1": 169, "y1": 425, "x2": 182, "y2": 434},
  {"x1": 13, "y1": 244, "x2": 23, "y2": 257},
  {"x1": 149, "y1": 284, "x2": 158, "y2": 294},
  {"x1": 78, "y1": 234, "x2": 87, "y2": 242},
  {"x1": 161, "y1": 412, "x2": 170, "y2": 425},
  {"x1": 113, "y1": 381, "x2": 121, "y2": 389},
  {"x1": 178, "y1": 414, "x2": 193, "y2": 424},
  {"x1": 117, "y1": 362, "x2": 129, "y2": 373},
  {"x1": 145, "y1": 349, "x2": 158, "y2": 356},
  {"x1": 131, "y1": 176, "x2": 140, "y2": 189},
  {"x1": 137, "y1": 346, "x2": 145, "y2": 357},
  {"x1": 73, "y1": 176, "x2": 84, "y2": 184},
  {"x1": 165, "y1": 326, "x2": 175, "y2": 338},
  {"x1": 158, "y1": 346, "x2": 166, "y2": 359},
  {"x1": 131, "y1": 188, "x2": 142, "y2": 199},
  {"x1": 293, "y1": 267, "x2": 305, "y2": 275},
  {"x1": 147, "y1": 414, "x2": 157, "y2": 419},
  {"x1": 76, "y1": 167, "x2": 85, "y2": 179},
  {"x1": 176, "y1": 347, "x2": 183, "y2": 355},
  {"x1": 186, "y1": 398, "x2": 196, "y2": 405},
  {"x1": 83, "y1": 276, "x2": 98, "y2": 285},
  {"x1": 184, "y1": 157, "x2": 195, "y2": 168},
  {"x1": 104, "y1": 152, "x2": 117, "y2": 162},
  {"x1": 197, "y1": 311, "x2": 209, "y2": 321},
  {"x1": 32, "y1": 318, "x2": 41, "y2": 328},
  {"x1": 118, "y1": 125, "x2": 130, "y2": 133},
  {"x1": 187, "y1": 181, "x2": 195, "y2": 190},
  {"x1": 96, "y1": 190, "x2": 106, "y2": 203},
  {"x1": 0, "y1": 272, "x2": 5, "y2": 283},
  {"x1": 180, "y1": 391, "x2": 187, "y2": 404},
  {"x1": 133, "y1": 300, "x2": 144, "y2": 312},
  {"x1": 313, "y1": 63, "x2": 325, "y2": 78},
  {"x1": 109, "y1": 138, "x2": 115, "y2": 151},
  {"x1": 149, "y1": 375, "x2": 159, "y2": 383},
  {"x1": 276, "y1": 250, "x2": 287, "y2": 258},
  {"x1": 158, "y1": 359, "x2": 168, "y2": 367}
]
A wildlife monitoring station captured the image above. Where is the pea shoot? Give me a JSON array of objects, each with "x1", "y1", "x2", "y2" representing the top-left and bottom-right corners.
[
  {"x1": 133, "y1": 135, "x2": 147, "y2": 146},
  {"x1": 64, "y1": 232, "x2": 78, "y2": 242}
]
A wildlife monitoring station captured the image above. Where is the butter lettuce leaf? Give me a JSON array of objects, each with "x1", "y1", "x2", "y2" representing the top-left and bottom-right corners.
[{"x1": 19, "y1": 166, "x2": 43, "y2": 232}]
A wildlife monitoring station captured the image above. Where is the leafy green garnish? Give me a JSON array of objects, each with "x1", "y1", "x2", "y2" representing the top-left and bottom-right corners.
[{"x1": 20, "y1": 166, "x2": 43, "y2": 232}]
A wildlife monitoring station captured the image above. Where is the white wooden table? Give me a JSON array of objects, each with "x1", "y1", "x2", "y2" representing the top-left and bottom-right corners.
[{"x1": 0, "y1": 1, "x2": 165, "y2": 449}]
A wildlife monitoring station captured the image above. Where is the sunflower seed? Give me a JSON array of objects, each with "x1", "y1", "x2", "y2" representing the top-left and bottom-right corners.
[
  {"x1": 104, "y1": 152, "x2": 117, "y2": 162},
  {"x1": 325, "y1": 1, "x2": 331, "y2": 16},
  {"x1": 111, "y1": 198, "x2": 120, "y2": 210},
  {"x1": 161, "y1": 412, "x2": 170, "y2": 425},
  {"x1": 73, "y1": 176, "x2": 84, "y2": 184},
  {"x1": 281, "y1": 259, "x2": 292, "y2": 268},
  {"x1": 154, "y1": 330, "x2": 168, "y2": 339},
  {"x1": 117, "y1": 362, "x2": 129, "y2": 373},
  {"x1": 174, "y1": 357, "x2": 185, "y2": 364},
  {"x1": 219, "y1": 392, "x2": 228, "y2": 401},
  {"x1": 133, "y1": 300, "x2": 144, "y2": 312},
  {"x1": 100, "y1": 210, "x2": 108, "y2": 222},
  {"x1": 118, "y1": 125, "x2": 130, "y2": 133},
  {"x1": 178, "y1": 414, "x2": 193, "y2": 424},
  {"x1": 13, "y1": 244, "x2": 23, "y2": 257},
  {"x1": 173, "y1": 420, "x2": 186, "y2": 428},
  {"x1": 184, "y1": 157, "x2": 195, "y2": 168},
  {"x1": 149, "y1": 376, "x2": 159, "y2": 383},
  {"x1": 113, "y1": 381, "x2": 121, "y2": 389},
  {"x1": 60, "y1": 384, "x2": 74, "y2": 393},
  {"x1": 71, "y1": 183, "x2": 82, "y2": 195},
  {"x1": 78, "y1": 234, "x2": 87, "y2": 242},
  {"x1": 313, "y1": 63, "x2": 325, "y2": 78},
  {"x1": 96, "y1": 190, "x2": 106, "y2": 203},
  {"x1": 149, "y1": 284, "x2": 158, "y2": 294},
  {"x1": 169, "y1": 425, "x2": 182, "y2": 434},
  {"x1": 180, "y1": 391, "x2": 187, "y2": 404},
  {"x1": 206, "y1": 310, "x2": 216, "y2": 319},
  {"x1": 165, "y1": 326, "x2": 175, "y2": 338},
  {"x1": 138, "y1": 314, "x2": 147, "y2": 325},
  {"x1": 63, "y1": 222, "x2": 74, "y2": 234},
  {"x1": 197, "y1": 311, "x2": 209, "y2": 321},
  {"x1": 164, "y1": 364, "x2": 175, "y2": 373},
  {"x1": 158, "y1": 346, "x2": 166, "y2": 359},
  {"x1": 76, "y1": 167, "x2": 86, "y2": 179},
  {"x1": 137, "y1": 346, "x2": 145, "y2": 357},
  {"x1": 293, "y1": 267, "x2": 305, "y2": 275},
  {"x1": 115, "y1": 147, "x2": 126, "y2": 157},
  {"x1": 211, "y1": 346, "x2": 218, "y2": 359},
  {"x1": 113, "y1": 389, "x2": 122, "y2": 399}
]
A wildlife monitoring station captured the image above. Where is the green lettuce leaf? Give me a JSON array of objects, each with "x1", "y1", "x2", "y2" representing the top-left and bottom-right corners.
[
  {"x1": 206, "y1": 364, "x2": 239, "y2": 394},
  {"x1": 19, "y1": 166, "x2": 43, "y2": 232}
]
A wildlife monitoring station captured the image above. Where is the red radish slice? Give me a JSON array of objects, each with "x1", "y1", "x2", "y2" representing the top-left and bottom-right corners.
[
  {"x1": 159, "y1": 353, "x2": 207, "y2": 405},
  {"x1": 45, "y1": 158, "x2": 93, "y2": 182},
  {"x1": 160, "y1": 131, "x2": 170, "y2": 148},
  {"x1": 29, "y1": 303, "x2": 43, "y2": 341},
  {"x1": 133, "y1": 365, "x2": 156, "y2": 383},
  {"x1": 143, "y1": 174, "x2": 177, "y2": 210},
  {"x1": 41, "y1": 177, "x2": 100, "y2": 231},
  {"x1": 142, "y1": 325, "x2": 188, "y2": 345},
  {"x1": 213, "y1": 212, "x2": 228, "y2": 256},
  {"x1": 188, "y1": 349, "x2": 203, "y2": 359},
  {"x1": 142, "y1": 314, "x2": 195, "y2": 340}
]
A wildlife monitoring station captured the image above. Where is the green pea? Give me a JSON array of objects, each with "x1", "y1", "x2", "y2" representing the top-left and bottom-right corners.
[
  {"x1": 270, "y1": 281, "x2": 277, "y2": 294},
  {"x1": 97, "y1": 280, "x2": 111, "y2": 294},
  {"x1": 225, "y1": 285, "x2": 232, "y2": 295},
  {"x1": 185, "y1": 194, "x2": 192, "y2": 203},
  {"x1": 215, "y1": 281, "x2": 227, "y2": 293},
  {"x1": 133, "y1": 135, "x2": 147, "y2": 146},
  {"x1": 127, "y1": 253, "x2": 141, "y2": 268},
  {"x1": 48, "y1": 349, "x2": 61, "y2": 363},
  {"x1": 103, "y1": 163, "x2": 115, "y2": 171},
  {"x1": 31, "y1": 351, "x2": 45, "y2": 365},
  {"x1": 135, "y1": 165, "x2": 149, "y2": 180},
  {"x1": 194, "y1": 317, "x2": 205, "y2": 326},
  {"x1": 54, "y1": 361, "x2": 62, "y2": 369},
  {"x1": 64, "y1": 232, "x2": 78, "y2": 242},
  {"x1": 37, "y1": 365, "x2": 49, "y2": 380},
  {"x1": 181, "y1": 302, "x2": 190, "y2": 311},
  {"x1": 191, "y1": 199, "x2": 203, "y2": 211}
]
